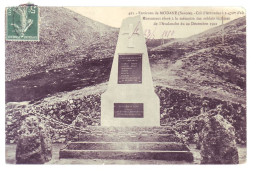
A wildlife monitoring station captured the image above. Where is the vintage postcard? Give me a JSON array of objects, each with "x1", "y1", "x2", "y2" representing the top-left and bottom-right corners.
[{"x1": 5, "y1": 6, "x2": 246, "y2": 164}]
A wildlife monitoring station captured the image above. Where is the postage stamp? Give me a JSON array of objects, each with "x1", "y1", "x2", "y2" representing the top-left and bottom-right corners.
[{"x1": 6, "y1": 5, "x2": 39, "y2": 41}]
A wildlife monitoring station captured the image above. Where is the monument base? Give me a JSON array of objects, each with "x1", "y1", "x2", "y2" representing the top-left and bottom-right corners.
[
  {"x1": 59, "y1": 126, "x2": 194, "y2": 162},
  {"x1": 101, "y1": 88, "x2": 160, "y2": 126}
]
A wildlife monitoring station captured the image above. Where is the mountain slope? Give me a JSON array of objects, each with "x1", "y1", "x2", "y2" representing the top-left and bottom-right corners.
[
  {"x1": 150, "y1": 16, "x2": 246, "y2": 104},
  {"x1": 152, "y1": 16, "x2": 246, "y2": 52},
  {"x1": 6, "y1": 15, "x2": 246, "y2": 105},
  {"x1": 5, "y1": 7, "x2": 119, "y2": 81}
]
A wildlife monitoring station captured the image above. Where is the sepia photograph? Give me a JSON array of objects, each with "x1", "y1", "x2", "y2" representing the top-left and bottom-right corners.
[{"x1": 4, "y1": 4, "x2": 247, "y2": 166}]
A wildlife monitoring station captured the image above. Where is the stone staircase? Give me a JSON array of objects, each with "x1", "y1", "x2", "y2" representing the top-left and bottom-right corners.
[{"x1": 59, "y1": 126, "x2": 194, "y2": 162}]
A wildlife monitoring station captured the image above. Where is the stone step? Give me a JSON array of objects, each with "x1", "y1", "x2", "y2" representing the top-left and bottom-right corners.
[
  {"x1": 83, "y1": 126, "x2": 174, "y2": 135},
  {"x1": 59, "y1": 149, "x2": 193, "y2": 162},
  {"x1": 66, "y1": 142, "x2": 189, "y2": 151},
  {"x1": 59, "y1": 126, "x2": 194, "y2": 162},
  {"x1": 78, "y1": 133, "x2": 182, "y2": 142}
]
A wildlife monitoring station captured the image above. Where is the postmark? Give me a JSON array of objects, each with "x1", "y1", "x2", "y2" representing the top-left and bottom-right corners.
[{"x1": 6, "y1": 5, "x2": 39, "y2": 41}]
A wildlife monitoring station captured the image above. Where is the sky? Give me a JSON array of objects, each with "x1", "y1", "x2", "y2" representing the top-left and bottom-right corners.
[{"x1": 66, "y1": 7, "x2": 246, "y2": 39}]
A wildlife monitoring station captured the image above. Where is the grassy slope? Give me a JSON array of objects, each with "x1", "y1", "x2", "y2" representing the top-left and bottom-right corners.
[
  {"x1": 6, "y1": 58, "x2": 112, "y2": 102},
  {"x1": 5, "y1": 7, "x2": 119, "y2": 81},
  {"x1": 150, "y1": 16, "x2": 246, "y2": 104}
]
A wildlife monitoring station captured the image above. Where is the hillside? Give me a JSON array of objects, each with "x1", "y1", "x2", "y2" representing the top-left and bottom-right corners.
[
  {"x1": 5, "y1": 7, "x2": 119, "y2": 81},
  {"x1": 5, "y1": 13, "x2": 247, "y2": 146},
  {"x1": 150, "y1": 16, "x2": 246, "y2": 104},
  {"x1": 146, "y1": 38, "x2": 175, "y2": 51},
  {"x1": 6, "y1": 58, "x2": 112, "y2": 102},
  {"x1": 6, "y1": 16, "x2": 246, "y2": 104}
]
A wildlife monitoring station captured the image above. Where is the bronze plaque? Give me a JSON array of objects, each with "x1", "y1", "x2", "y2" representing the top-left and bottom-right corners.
[
  {"x1": 114, "y1": 103, "x2": 143, "y2": 118},
  {"x1": 118, "y1": 54, "x2": 142, "y2": 84}
]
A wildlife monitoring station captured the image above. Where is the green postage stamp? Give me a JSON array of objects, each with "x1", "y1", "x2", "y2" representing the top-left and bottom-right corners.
[{"x1": 6, "y1": 5, "x2": 39, "y2": 41}]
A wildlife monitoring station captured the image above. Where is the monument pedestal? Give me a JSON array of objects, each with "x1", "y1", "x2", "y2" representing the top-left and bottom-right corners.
[
  {"x1": 101, "y1": 16, "x2": 160, "y2": 126},
  {"x1": 59, "y1": 16, "x2": 193, "y2": 163},
  {"x1": 101, "y1": 88, "x2": 160, "y2": 126}
]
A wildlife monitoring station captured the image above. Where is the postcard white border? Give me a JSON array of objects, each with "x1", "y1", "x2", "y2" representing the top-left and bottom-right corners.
[{"x1": 1, "y1": 0, "x2": 259, "y2": 172}]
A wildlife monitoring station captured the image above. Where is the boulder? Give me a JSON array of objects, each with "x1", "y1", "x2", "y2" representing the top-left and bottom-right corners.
[
  {"x1": 16, "y1": 115, "x2": 52, "y2": 164},
  {"x1": 200, "y1": 114, "x2": 239, "y2": 164}
]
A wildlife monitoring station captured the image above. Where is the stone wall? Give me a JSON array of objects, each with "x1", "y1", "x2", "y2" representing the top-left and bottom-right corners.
[
  {"x1": 6, "y1": 86, "x2": 246, "y2": 145},
  {"x1": 6, "y1": 94, "x2": 101, "y2": 144},
  {"x1": 156, "y1": 86, "x2": 246, "y2": 145}
]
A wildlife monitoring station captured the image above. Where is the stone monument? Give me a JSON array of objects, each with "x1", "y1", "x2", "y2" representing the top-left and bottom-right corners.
[{"x1": 101, "y1": 16, "x2": 160, "y2": 126}]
